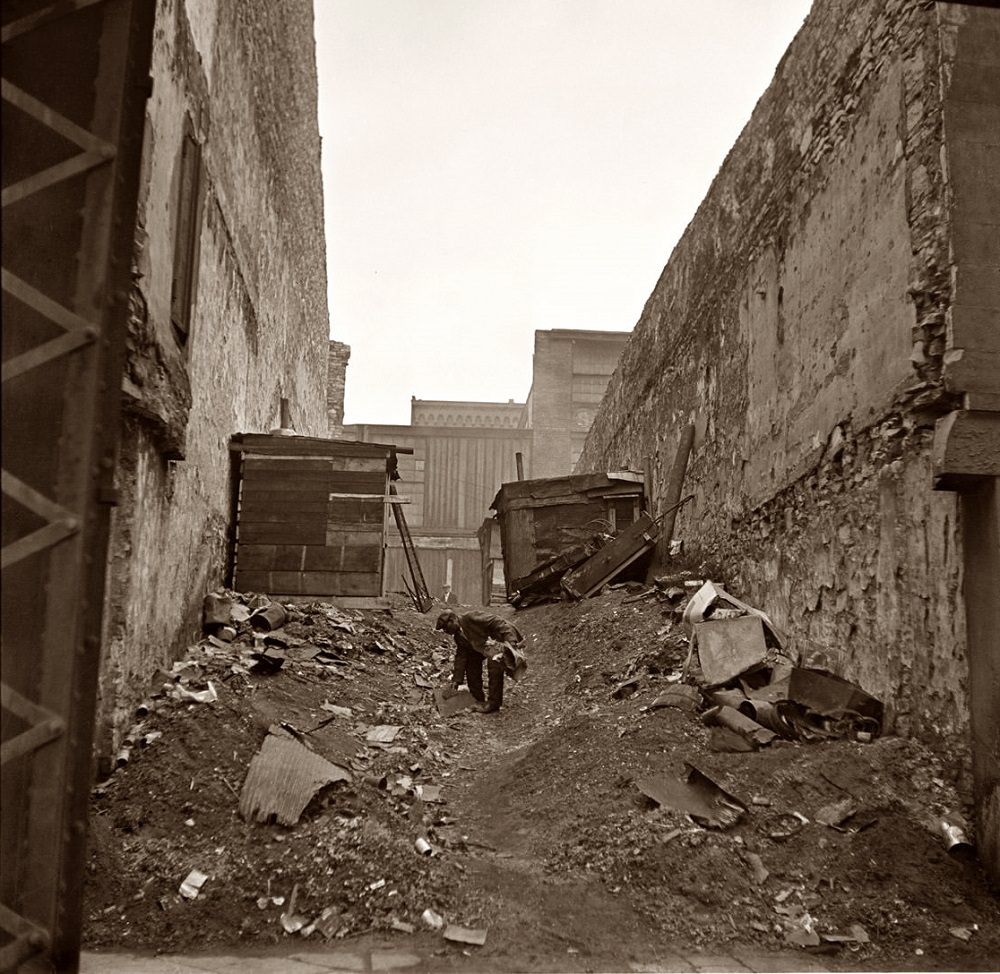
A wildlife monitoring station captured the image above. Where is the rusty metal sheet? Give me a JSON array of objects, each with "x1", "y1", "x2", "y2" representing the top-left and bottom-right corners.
[
  {"x1": 239, "y1": 726, "x2": 351, "y2": 826},
  {"x1": 636, "y1": 764, "x2": 748, "y2": 829}
]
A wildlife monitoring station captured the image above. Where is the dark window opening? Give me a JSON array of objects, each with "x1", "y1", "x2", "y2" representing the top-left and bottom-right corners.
[{"x1": 170, "y1": 124, "x2": 203, "y2": 347}]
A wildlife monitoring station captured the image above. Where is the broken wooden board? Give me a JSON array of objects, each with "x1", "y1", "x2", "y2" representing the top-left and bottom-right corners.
[
  {"x1": 694, "y1": 615, "x2": 768, "y2": 686},
  {"x1": 560, "y1": 513, "x2": 658, "y2": 599},
  {"x1": 433, "y1": 687, "x2": 477, "y2": 717},
  {"x1": 239, "y1": 725, "x2": 351, "y2": 826}
]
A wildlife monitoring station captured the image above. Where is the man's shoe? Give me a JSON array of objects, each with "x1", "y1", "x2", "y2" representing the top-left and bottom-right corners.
[{"x1": 475, "y1": 701, "x2": 500, "y2": 714}]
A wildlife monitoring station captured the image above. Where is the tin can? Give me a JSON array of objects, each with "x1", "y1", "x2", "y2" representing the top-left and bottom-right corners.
[
  {"x1": 414, "y1": 837, "x2": 432, "y2": 855},
  {"x1": 940, "y1": 817, "x2": 975, "y2": 859}
]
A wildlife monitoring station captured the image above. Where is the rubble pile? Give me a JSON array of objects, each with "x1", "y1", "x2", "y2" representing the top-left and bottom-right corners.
[
  {"x1": 84, "y1": 585, "x2": 1000, "y2": 968},
  {"x1": 86, "y1": 594, "x2": 487, "y2": 949}
]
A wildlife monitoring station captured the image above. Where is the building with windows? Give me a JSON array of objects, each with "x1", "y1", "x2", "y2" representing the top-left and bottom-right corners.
[{"x1": 521, "y1": 329, "x2": 631, "y2": 478}]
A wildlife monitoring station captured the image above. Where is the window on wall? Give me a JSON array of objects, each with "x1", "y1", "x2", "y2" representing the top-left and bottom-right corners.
[{"x1": 170, "y1": 122, "x2": 204, "y2": 347}]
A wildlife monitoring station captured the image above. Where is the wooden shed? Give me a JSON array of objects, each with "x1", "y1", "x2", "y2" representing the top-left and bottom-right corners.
[
  {"x1": 490, "y1": 472, "x2": 646, "y2": 600},
  {"x1": 230, "y1": 433, "x2": 405, "y2": 600}
]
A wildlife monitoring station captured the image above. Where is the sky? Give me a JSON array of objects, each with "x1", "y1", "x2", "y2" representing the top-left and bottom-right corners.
[{"x1": 313, "y1": 0, "x2": 813, "y2": 427}]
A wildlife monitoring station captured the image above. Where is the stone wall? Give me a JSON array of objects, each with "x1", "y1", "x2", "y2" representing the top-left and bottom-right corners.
[
  {"x1": 97, "y1": 0, "x2": 331, "y2": 758},
  {"x1": 579, "y1": 0, "x2": 984, "y2": 741}
]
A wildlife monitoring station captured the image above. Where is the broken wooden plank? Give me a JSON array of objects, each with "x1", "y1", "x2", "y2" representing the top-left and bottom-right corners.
[
  {"x1": 560, "y1": 513, "x2": 658, "y2": 599},
  {"x1": 239, "y1": 725, "x2": 351, "y2": 826}
]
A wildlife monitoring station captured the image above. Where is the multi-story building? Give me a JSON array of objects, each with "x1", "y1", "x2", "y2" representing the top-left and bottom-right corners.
[{"x1": 521, "y1": 329, "x2": 631, "y2": 478}]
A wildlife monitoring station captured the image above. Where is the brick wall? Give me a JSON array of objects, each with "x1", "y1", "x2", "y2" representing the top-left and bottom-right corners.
[{"x1": 579, "y1": 0, "x2": 990, "y2": 741}]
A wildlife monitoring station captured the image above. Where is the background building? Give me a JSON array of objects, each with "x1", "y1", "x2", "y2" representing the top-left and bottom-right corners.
[
  {"x1": 522, "y1": 329, "x2": 631, "y2": 478},
  {"x1": 345, "y1": 399, "x2": 529, "y2": 605},
  {"x1": 341, "y1": 328, "x2": 631, "y2": 603}
]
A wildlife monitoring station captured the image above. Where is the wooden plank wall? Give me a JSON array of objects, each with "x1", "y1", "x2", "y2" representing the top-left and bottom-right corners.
[{"x1": 235, "y1": 454, "x2": 386, "y2": 596}]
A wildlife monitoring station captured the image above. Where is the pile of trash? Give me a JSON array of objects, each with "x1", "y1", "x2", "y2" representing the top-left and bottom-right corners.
[
  {"x1": 663, "y1": 579, "x2": 884, "y2": 751},
  {"x1": 84, "y1": 582, "x2": 998, "y2": 966}
]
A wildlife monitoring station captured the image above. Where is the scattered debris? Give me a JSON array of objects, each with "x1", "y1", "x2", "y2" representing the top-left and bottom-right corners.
[
  {"x1": 171, "y1": 682, "x2": 218, "y2": 704},
  {"x1": 695, "y1": 616, "x2": 769, "y2": 686},
  {"x1": 636, "y1": 764, "x2": 747, "y2": 829},
  {"x1": 422, "y1": 908, "x2": 445, "y2": 930},
  {"x1": 443, "y1": 923, "x2": 488, "y2": 946},
  {"x1": 648, "y1": 684, "x2": 701, "y2": 712},
  {"x1": 249, "y1": 603, "x2": 288, "y2": 632},
  {"x1": 702, "y1": 704, "x2": 776, "y2": 748},
  {"x1": 434, "y1": 687, "x2": 477, "y2": 717},
  {"x1": 366, "y1": 725, "x2": 402, "y2": 744},
  {"x1": 815, "y1": 797, "x2": 860, "y2": 828},
  {"x1": 940, "y1": 813, "x2": 976, "y2": 859},
  {"x1": 239, "y1": 725, "x2": 351, "y2": 826},
  {"x1": 743, "y1": 851, "x2": 770, "y2": 885},
  {"x1": 178, "y1": 869, "x2": 208, "y2": 900},
  {"x1": 822, "y1": 924, "x2": 871, "y2": 944}
]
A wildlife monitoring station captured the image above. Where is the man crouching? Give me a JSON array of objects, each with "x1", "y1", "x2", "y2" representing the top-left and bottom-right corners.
[{"x1": 435, "y1": 609, "x2": 527, "y2": 714}]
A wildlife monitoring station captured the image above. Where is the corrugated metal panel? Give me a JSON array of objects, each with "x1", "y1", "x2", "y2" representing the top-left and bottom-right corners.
[{"x1": 423, "y1": 433, "x2": 527, "y2": 530}]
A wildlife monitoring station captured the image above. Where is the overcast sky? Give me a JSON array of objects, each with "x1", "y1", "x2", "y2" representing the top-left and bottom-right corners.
[{"x1": 313, "y1": 0, "x2": 813, "y2": 426}]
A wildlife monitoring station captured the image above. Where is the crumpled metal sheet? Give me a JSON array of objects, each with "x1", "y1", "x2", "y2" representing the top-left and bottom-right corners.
[
  {"x1": 239, "y1": 725, "x2": 351, "y2": 826},
  {"x1": 636, "y1": 763, "x2": 748, "y2": 829}
]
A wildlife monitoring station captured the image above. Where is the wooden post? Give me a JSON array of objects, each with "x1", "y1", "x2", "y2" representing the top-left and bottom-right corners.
[
  {"x1": 643, "y1": 454, "x2": 657, "y2": 514},
  {"x1": 658, "y1": 424, "x2": 695, "y2": 562},
  {"x1": 515, "y1": 452, "x2": 525, "y2": 481}
]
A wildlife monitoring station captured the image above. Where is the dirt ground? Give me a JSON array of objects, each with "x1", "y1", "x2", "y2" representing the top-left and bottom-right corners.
[{"x1": 83, "y1": 586, "x2": 1000, "y2": 972}]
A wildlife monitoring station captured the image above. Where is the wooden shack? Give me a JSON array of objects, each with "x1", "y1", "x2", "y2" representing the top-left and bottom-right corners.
[
  {"x1": 490, "y1": 472, "x2": 646, "y2": 600},
  {"x1": 230, "y1": 433, "x2": 405, "y2": 601}
]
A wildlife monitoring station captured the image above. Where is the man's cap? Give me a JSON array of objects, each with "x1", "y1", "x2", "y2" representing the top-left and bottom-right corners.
[{"x1": 435, "y1": 609, "x2": 459, "y2": 630}]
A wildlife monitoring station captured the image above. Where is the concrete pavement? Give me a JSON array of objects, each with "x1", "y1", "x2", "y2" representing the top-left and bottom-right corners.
[{"x1": 80, "y1": 943, "x2": 835, "y2": 973}]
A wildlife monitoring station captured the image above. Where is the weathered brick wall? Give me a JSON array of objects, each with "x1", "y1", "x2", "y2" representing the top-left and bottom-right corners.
[
  {"x1": 97, "y1": 0, "x2": 331, "y2": 756},
  {"x1": 579, "y1": 0, "x2": 972, "y2": 739},
  {"x1": 327, "y1": 340, "x2": 351, "y2": 434}
]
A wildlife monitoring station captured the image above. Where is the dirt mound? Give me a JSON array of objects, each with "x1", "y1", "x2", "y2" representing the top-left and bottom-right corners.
[{"x1": 83, "y1": 588, "x2": 999, "y2": 971}]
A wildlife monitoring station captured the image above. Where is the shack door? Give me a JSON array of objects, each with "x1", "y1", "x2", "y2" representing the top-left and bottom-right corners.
[{"x1": 1, "y1": 2, "x2": 155, "y2": 970}]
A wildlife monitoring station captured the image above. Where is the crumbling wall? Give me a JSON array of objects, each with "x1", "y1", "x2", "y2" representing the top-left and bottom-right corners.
[
  {"x1": 327, "y1": 340, "x2": 351, "y2": 434},
  {"x1": 98, "y1": 0, "x2": 331, "y2": 757},
  {"x1": 579, "y1": 0, "x2": 972, "y2": 739}
]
